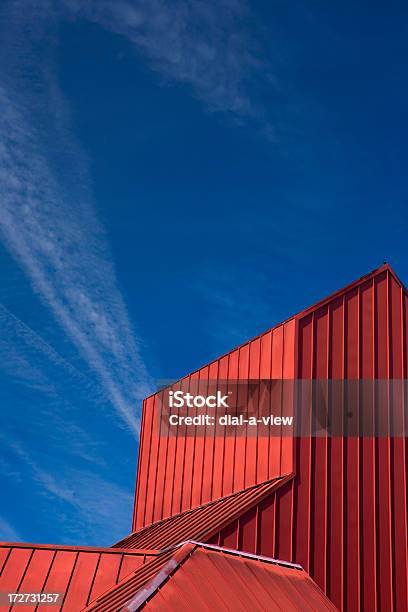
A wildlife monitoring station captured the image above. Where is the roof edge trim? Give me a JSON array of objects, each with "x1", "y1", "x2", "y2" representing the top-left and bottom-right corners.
[{"x1": 0, "y1": 541, "x2": 159, "y2": 555}]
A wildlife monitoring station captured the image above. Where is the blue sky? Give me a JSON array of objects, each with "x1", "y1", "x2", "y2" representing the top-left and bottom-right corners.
[{"x1": 0, "y1": 1, "x2": 407, "y2": 546}]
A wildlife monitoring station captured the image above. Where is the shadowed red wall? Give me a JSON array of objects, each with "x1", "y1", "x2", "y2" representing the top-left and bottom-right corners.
[{"x1": 207, "y1": 267, "x2": 408, "y2": 612}]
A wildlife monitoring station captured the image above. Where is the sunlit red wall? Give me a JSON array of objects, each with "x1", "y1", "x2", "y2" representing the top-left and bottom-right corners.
[
  {"x1": 207, "y1": 266, "x2": 408, "y2": 612},
  {"x1": 133, "y1": 318, "x2": 296, "y2": 530}
]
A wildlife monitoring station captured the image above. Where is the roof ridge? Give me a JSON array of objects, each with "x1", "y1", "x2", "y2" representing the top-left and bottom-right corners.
[
  {"x1": 121, "y1": 543, "x2": 196, "y2": 612},
  {"x1": 161, "y1": 540, "x2": 303, "y2": 569}
]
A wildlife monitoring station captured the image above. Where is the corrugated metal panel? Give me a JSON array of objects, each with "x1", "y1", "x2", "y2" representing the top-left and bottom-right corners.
[
  {"x1": 198, "y1": 265, "x2": 408, "y2": 612},
  {"x1": 85, "y1": 549, "x2": 177, "y2": 611},
  {"x1": 134, "y1": 265, "x2": 405, "y2": 533},
  {"x1": 133, "y1": 318, "x2": 296, "y2": 530},
  {"x1": 0, "y1": 542, "x2": 157, "y2": 611},
  {"x1": 86, "y1": 542, "x2": 338, "y2": 611},
  {"x1": 114, "y1": 476, "x2": 290, "y2": 550}
]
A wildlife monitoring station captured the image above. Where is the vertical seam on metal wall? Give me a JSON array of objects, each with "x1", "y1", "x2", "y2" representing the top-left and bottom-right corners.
[
  {"x1": 230, "y1": 349, "x2": 240, "y2": 493},
  {"x1": 371, "y1": 278, "x2": 378, "y2": 612},
  {"x1": 255, "y1": 503, "x2": 260, "y2": 555},
  {"x1": 150, "y1": 394, "x2": 163, "y2": 524},
  {"x1": 141, "y1": 396, "x2": 155, "y2": 528},
  {"x1": 272, "y1": 491, "x2": 277, "y2": 559},
  {"x1": 358, "y1": 285, "x2": 364, "y2": 612},
  {"x1": 167, "y1": 377, "x2": 184, "y2": 518},
  {"x1": 190, "y1": 370, "x2": 202, "y2": 509},
  {"x1": 159, "y1": 390, "x2": 171, "y2": 522},
  {"x1": 178, "y1": 377, "x2": 189, "y2": 515},
  {"x1": 133, "y1": 398, "x2": 147, "y2": 530},
  {"x1": 400, "y1": 286, "x2": 408, "y2": 586},
  {"x1": 255, "y1": 338, "x2": 261, "y2": 487},
  {"x1": 243, "y1": 346, "x2": 250, "y2": 489},
  {"x1": 207, "y1": 360, "x2": 219, "y2": 505},
  {"x1": 291, "y1": 318, "x2": 299, "y2": 568},
  {"x1": 279, "y1": 326, "x2": 284, "y2": 477},
  {"x1": 326, "y1": 305, "x2": 332, "y2": 600},
  {"x1": 341, "y1": 293, "x2": 346, "y2": 611},
  {"x1": 307, "y1": 312, "x2": 314, "y2": 576},
  {"x1": 200, "y1": 365, "x2": 212, "y2": 505},
  {"x1": 220, "y1": 355, "x2": 230, "y2": 498},
  {"x1": 293, "y1": 317, "x2": 299, "y2": 475},
  {"x1": 357, "y1": 286, "x2": 361, "y2": 610},
  {"x1": 386, "y1": 271, "x2": 395, "y2": 609},
  {"x1": 323, "y1": 305, "x2": 329, "y2": 593},
  {"x1": 374, "y1": 274, "x2": 381, "y2": 609}
]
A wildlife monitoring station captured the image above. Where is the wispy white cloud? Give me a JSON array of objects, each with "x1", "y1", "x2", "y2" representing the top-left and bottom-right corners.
[
  {"x1": 48, "y1": 469, "x2": 134, "y2": 542},
  {"x1": 0, "y1": 303, "x2": 112, "y2": 418},
  {"x1": 63, "y1": 0, "x2": 276, "y2": 137},
  {"x1": 4, "y1": 440, "x2": 132, "y2": 543},
  {"x1": 0, "y1": 2, "x2": 152, "y2": 435},
  {"x1": 0, "y1": 515, "x2": 21, "y2": 542}
]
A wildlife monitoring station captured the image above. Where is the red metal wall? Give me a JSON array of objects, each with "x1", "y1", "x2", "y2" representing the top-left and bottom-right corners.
[
  {"x1": 0, "y1": 543, "x2": 156, "y2": 612},
  {"x1": 206, "y1": 266, "x2": 408, "y2": 612},
  {"x1": 133, "y1": 318, "x2": 296, "y2": 530}
]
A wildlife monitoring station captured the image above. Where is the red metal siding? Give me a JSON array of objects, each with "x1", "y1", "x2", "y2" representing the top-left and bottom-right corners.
[
  {"x1": 136, "y1": 546, "x2": 337, "y2": 612},
  {"x1": 115, "y1": 477, "x2": 288, "y2": 550},
  {"x1": 85, "y1": 542, "x2": 337, "y2": 612},
  {"x1": 203, "y1": 266, "x2": 408, "y2": 612},
  {"x1": 133, "y1": 319, "x2": 296, "y2": 530},
  {"x1": 85, "y1": 548, "x2": 177, "y2": 611},
  {"x1": 0, "y1": 543, "x2": 156, "y2": 611}
]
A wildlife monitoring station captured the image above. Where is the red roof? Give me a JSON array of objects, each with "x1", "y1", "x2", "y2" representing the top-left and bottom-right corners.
[
  {"x1": 0, "y1": 542, "x2": 157, "y2": 611},
  {"x1": 114, "y1": 476, "x2": 291, "y2": 550},
  {"x1": 85, "y1": 542, "x2": 338, "y2": 611}
]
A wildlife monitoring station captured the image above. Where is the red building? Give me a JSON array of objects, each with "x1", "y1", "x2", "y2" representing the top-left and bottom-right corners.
[{"x1": 1, "y1": 264, "x2": 407, "y2": 610}]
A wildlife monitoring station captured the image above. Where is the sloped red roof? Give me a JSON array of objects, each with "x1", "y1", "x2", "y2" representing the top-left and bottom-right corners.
[
  {"x1": 0, "y1": 542, "x2": 158, "y2": 611},
  {"x1": 114, "y1": 475, "x2": 291, "y2": 550},
  {"x1": 85, "y1": 541, "x2": 338, "y2": 611}
]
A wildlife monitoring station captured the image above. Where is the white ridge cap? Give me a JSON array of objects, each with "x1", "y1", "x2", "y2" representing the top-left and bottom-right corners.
[{"x1": 161, "y1": 539, "x2": 304, "y2": 570}]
